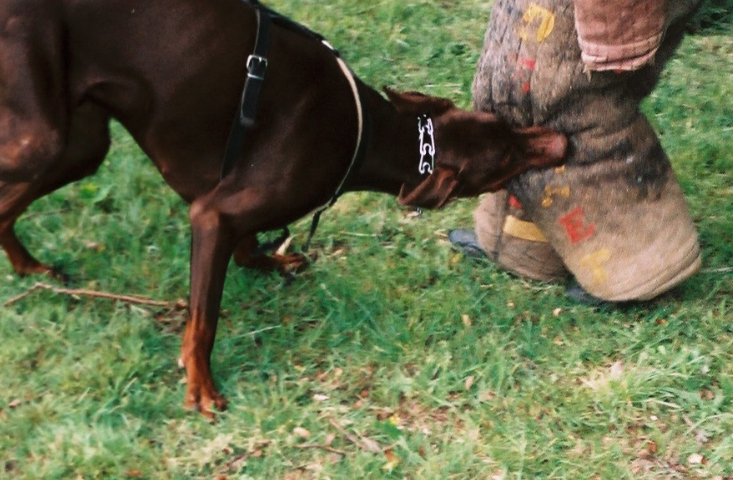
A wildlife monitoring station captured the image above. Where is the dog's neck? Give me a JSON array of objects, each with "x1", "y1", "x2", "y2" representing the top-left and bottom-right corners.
[{"x1": 345, "y1": 88, "x2": 426, "y2": 196}]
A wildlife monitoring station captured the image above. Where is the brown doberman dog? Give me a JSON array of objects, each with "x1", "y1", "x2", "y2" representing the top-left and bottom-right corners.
[{"x1": 0, "y1": 0, "x2": 566, "y2": 416}]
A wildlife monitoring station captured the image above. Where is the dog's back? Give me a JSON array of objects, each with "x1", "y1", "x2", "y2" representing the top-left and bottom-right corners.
[{"x1": 1, "y1": 0, "x2": 359, "y2": 200}]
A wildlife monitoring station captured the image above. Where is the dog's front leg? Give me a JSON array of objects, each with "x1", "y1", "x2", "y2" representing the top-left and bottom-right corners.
[{"x1": 180, "y1": 201, "x2": 234, "y2": 418}]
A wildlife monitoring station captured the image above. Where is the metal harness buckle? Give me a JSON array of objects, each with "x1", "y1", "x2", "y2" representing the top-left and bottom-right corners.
[{"x1": 247, "y1": 54, "x2": 268, "y2": 80}]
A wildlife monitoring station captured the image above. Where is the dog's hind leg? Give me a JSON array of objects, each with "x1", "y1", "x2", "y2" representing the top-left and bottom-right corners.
[
  {"x1": 0, "y1": 103, "x2": 111, "y2": 277},
  {"x1": 232, "y1": 234, "x2": 308, "y2": 274},
  {"x1": 0, "y1": 3, "x2": 88, "y2": 277}
]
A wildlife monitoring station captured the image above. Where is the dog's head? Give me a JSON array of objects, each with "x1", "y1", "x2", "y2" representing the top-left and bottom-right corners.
[{"x1": 384, "y1": 88, "x2": 567, "y2": 209}]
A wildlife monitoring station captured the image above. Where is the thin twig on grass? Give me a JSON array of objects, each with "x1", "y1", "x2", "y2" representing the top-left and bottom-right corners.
[
  {"x1": 245, "y1": 325, "x2": 281, "y2": 339},
  {"x1": 293, "y1": 443, "x2": 348, "y2": 456},
  {"x1": 702, "y1": 266, "x2": 733, "y2": 273},
  {"x1": 3, "y1": 282, "x2": 186, "y2": 310},
  {"x1": 21, "y1": 209, "x2": 71, "y2": 221},
  {"x1": 328, "y1": 418, "x2": 383, "y2": 454}
]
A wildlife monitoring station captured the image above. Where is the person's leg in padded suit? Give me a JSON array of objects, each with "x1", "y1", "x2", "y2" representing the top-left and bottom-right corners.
[{"x1": 451, "y1": 0, "x2": 704, "y2": 303}]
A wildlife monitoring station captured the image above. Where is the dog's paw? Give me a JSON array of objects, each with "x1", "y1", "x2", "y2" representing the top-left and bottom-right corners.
[
  {"x1": 185, "y1": 385, "x2": 228, "y2": 420},
  {"x1": 47, "y1": 267, "x2": 72, "y2": 285},
  {"x1": 14, "y1": 260, "x2": 71, "y2": 284},
  {"x1": 273, "y1": 252, "x2": 310, "y2": 274}
]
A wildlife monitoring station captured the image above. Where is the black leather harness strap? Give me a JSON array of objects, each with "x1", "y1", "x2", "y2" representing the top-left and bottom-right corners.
[
  {"x1": 222, "y1": 0, "x2": 371, "y2": 252},
  {"x1": 220, "y1": 3, "x2": 272, "y2": 179}
]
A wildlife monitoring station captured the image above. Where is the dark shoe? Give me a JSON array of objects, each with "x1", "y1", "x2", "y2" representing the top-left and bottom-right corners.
[
  {"x1": 448, "y1": 229, "x2": 487, "y2": 259},
  {"x1": 566, "y1": 279, "x2": 606, "y2": 305}
]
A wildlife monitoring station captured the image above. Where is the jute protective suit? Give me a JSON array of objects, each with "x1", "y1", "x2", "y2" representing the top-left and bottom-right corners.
[{"x1": 471, "y1": 0, "x2": 703, "y2": 301}]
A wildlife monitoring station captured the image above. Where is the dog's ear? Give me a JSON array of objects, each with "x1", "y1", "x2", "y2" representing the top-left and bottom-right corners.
[
  {"x1": 509, "y1": 126, "x2": 568, "y2": 169},
  {"x1": 383, "y1": 87, "x2": 455, "y2": 116},
  {"x1": 397, "y1": 167, "x2": 459, "y2": 209}
]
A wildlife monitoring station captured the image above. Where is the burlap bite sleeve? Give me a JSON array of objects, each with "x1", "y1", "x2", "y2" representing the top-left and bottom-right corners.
[{"x1": 471, "y1": 0, "x2": 703, "y2": 301}]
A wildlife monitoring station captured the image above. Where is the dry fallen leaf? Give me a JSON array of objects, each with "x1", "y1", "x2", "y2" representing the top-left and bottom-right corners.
[
  {"x1": 361, "y1": 437, "x2": 381, "y2": 454},
  {"x1": 382, "y1": 449, "x2": 401, "y2": 472},
  {"x1": 478, "y1": 390, "x2": 495, "y2": 402},
  {"x1": 569, "y1": 440, "x2": 586, "y2": 457},
  {"x1": 687, "y1": 453, "x2": 705, "y2": 465},
  {"x1": 293, "y1": 427, "x2": 311, "y2": 440},
  {"x1": 491, "y1": 470, "x2": 506, "y2": 480},
  {"x1": 700, "y1": 389, "x2": 715, "y2": 400},
  {"x1": 282, "y1": 471, "x2": 306, "y2": 480},
  {"x1": 630, "y1": 457, "x2": 658, "y2": 475},
  {"x1": 304, "y1": 463, "x2": 323, "y2": 473},
  {"x1": 326, "y1": 453, "x2": 343, "y2": 464},
  {"x1": 465, "y1": 375, "x2": 475, "y2": 391},
  {"x1": 609, "y1": 361, "x2": 624, "y2": 379},
  {"x1": 461, "y1": 314, "x2": 472, "y2": 327},
  {"x1": 636, "y1": 448, "x2": 653, "y2": 460}
]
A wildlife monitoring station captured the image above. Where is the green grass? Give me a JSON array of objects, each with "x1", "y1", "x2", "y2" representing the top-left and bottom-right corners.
[{"x1": 2, "y1": 1, "x2": 732, "y2": 479}]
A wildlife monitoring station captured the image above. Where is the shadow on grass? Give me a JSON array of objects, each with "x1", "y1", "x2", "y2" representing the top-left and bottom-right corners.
[{"x1": 686, "y1": 0, "x2": 733, "y2": 34}]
